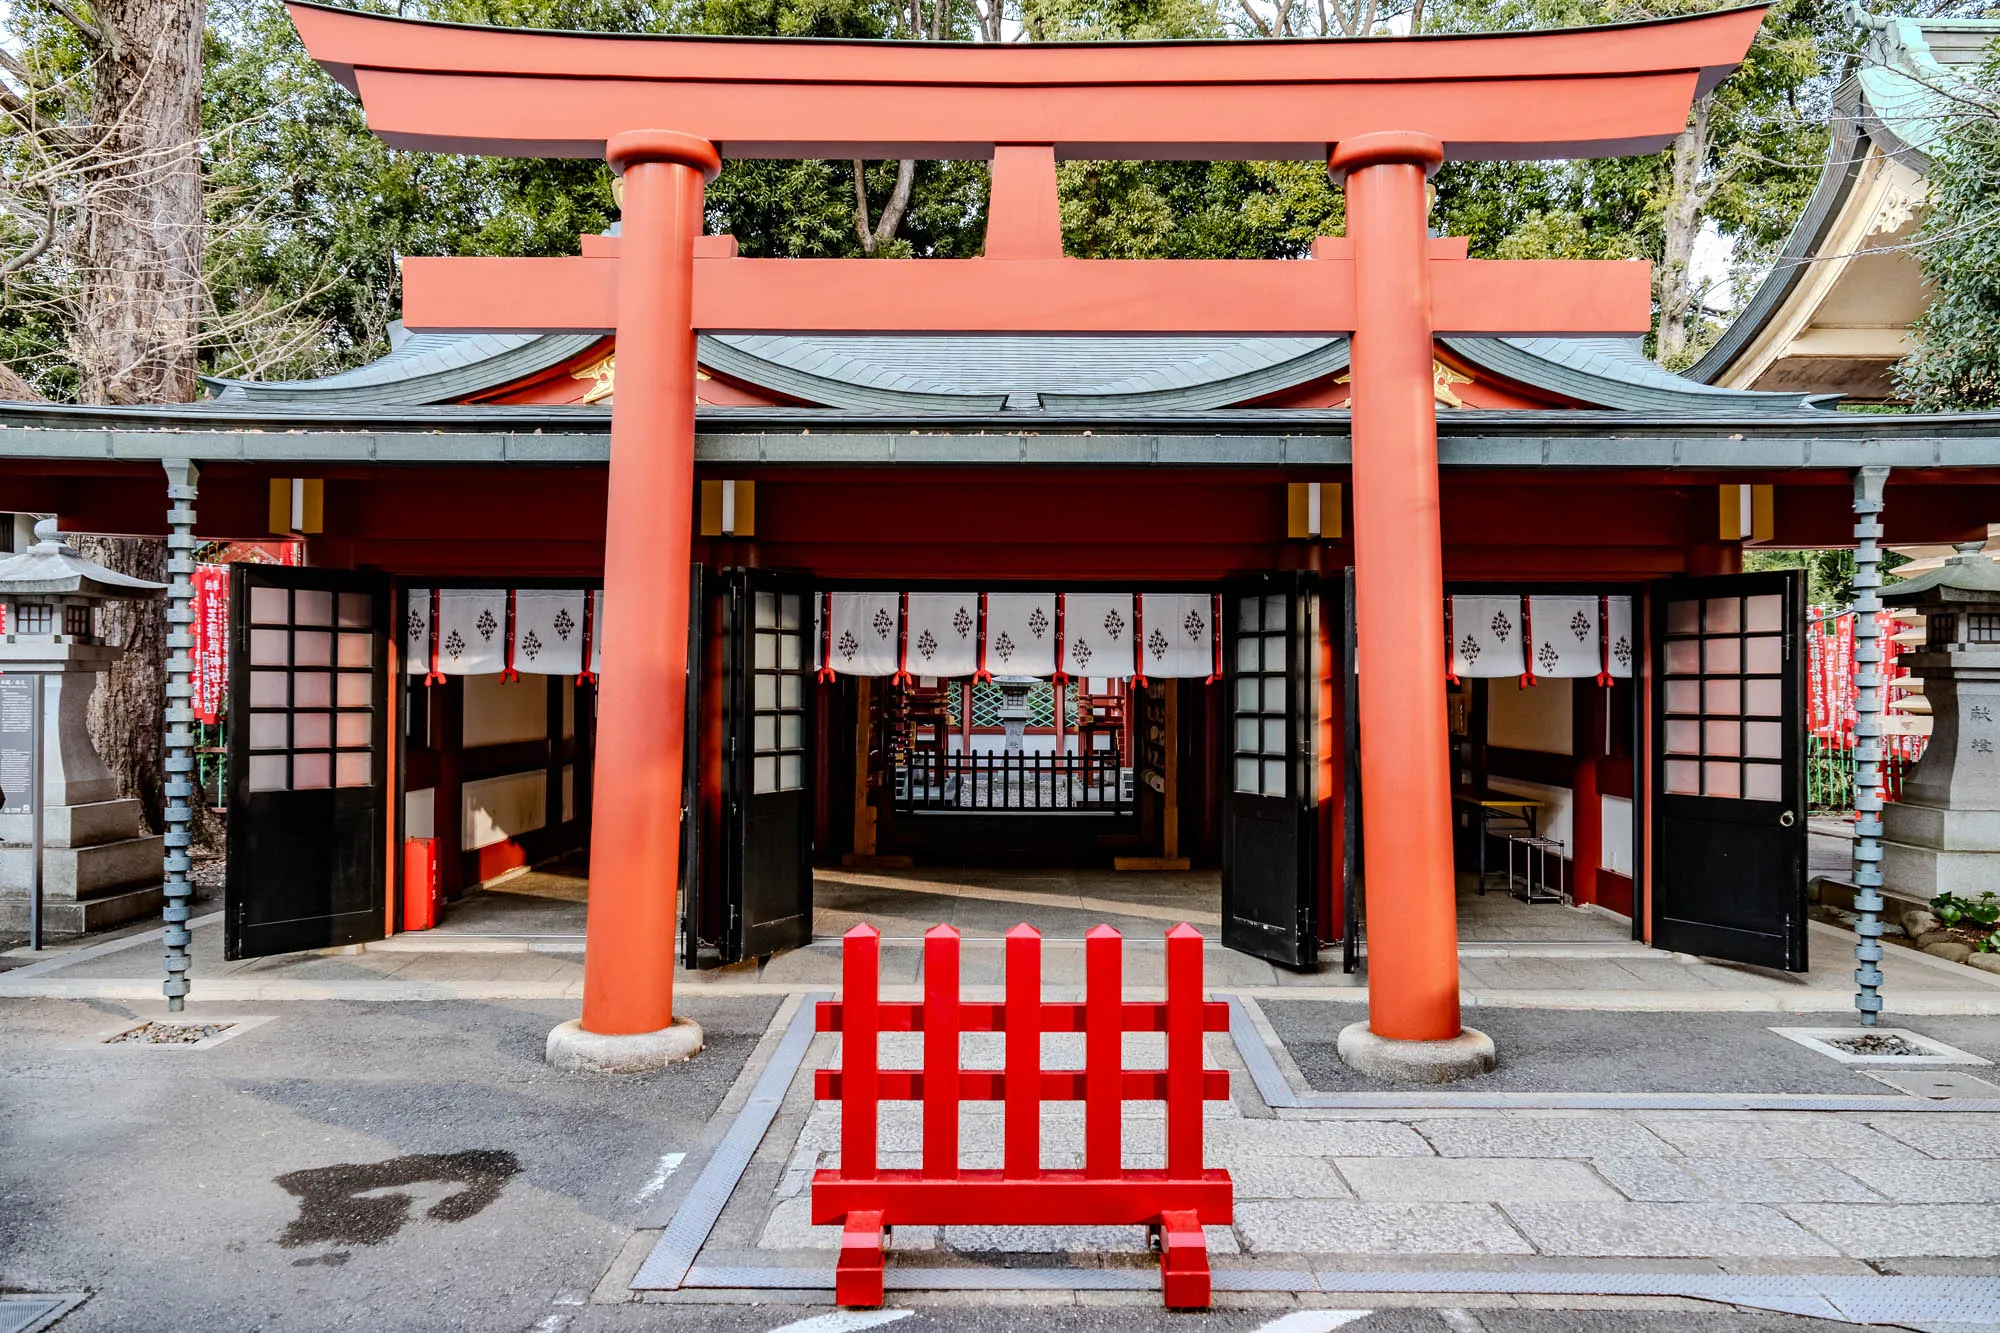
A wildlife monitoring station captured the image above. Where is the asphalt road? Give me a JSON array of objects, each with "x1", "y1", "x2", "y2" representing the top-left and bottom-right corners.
[
  {"x1": 545, "y1": 1304, "x2": 1903, "y2": 1332},
  {"x1": 1264, "y1": 1001, "x2": 2000, "y2": 1094},
  {"x1": 1, "y1": 994, "x2": 776, "y2": 1332}
]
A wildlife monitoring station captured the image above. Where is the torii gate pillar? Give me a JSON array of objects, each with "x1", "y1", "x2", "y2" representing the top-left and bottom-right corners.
[
  {"x1": 547, "y1": 130, "x2": 717, "y2": 1074},
  {"x1": 1333, "y1": 132, "x2": 1494, "y2": 1079}
]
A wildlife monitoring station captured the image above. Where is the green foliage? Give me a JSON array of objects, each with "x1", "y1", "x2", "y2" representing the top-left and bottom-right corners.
[
  {"x1": 1058, "y1": 160, "x2": 1343, "y2": 260},
  {"x1": 1896, "y1": 45, "x2": 2000, "y2": 410},
  {"x1": 198, "y1": 0, "x2": 629, "y2": 381},
  {"x1": 1932, "y1": 890, "x2": 2000, "y2": 930},
  {"x1": 0, "y1": 0, "x2": 1878, "y2": 391},
  {"x1": 1422, "y1": 0, "x2": 1838, "y2": 363},
  {"x1": 1743, "y1": 547, "x2": 1909, "y2": 609}
]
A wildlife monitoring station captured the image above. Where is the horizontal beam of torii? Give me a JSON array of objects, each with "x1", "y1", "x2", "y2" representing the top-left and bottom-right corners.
[
  {"x1": 403, "y1": 238, "x2": 1654, "y2": 338},
  {"x1": 287, "y1": 3, "x2": 1768, "y2": 1078},
  {"x1": 289, "y1": 0, "x2": 1766, "y2": 161}
]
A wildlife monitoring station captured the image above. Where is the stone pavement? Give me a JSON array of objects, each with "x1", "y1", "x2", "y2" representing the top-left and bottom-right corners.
[
  {"x1": 688, "y1": 1019, "x2": 2000, "y2": 1286},
  {"x1": 8, "y1": 908, "x2": 1999, "y2": 1018}
]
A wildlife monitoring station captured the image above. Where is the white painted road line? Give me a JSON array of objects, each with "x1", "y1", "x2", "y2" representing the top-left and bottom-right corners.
[
  {"x1": 1253, "y1": 1314, "x2": 1375, "y2": 1333},
  {"x1": 634, "y1": 1152, "x2": 685, "y2": 1205},
  {"x1": 766, "y1": 1312, "x2": 914, "y2": 1333}
]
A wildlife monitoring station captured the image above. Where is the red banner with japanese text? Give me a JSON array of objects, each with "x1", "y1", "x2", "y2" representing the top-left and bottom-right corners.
[
  {"x1": 1807, "y1": 608, "x2": 1829, "y2": 732},
  {"x1": 1834, "y1": 611, "x2": 1855, "y2": 732},
  {"x1": 191, "y1": 564, "x2": 229, "y2": 724}
]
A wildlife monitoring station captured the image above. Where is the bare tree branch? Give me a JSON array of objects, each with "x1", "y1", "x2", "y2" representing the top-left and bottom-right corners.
[
  {"x1": 44, "y1": 0, "x2": 109, "y2": 51},
  {"x1": 0, "y1": 185, "x2": 57, "y2": 278},
  {"x1": 1236, "y1": 0, "x2": 1273, "y2": 36}
]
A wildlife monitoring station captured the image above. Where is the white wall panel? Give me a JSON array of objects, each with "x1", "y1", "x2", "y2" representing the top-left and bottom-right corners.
[{"x1": 462, "y1": 771, "x2": 547, "y2": 851}]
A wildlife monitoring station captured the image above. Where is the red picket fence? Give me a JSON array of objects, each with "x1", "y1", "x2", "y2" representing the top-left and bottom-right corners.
[{"x1": 811, "y1": 921, "x2": 1234, "y2": 1309}]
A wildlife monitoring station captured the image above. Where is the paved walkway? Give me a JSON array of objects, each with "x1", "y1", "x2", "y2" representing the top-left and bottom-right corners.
[
  {"x1": 727, "y1": 1024, "x2": 2000, "y2": 1272},
  {"x1": 7, "y1": 906, "x2": 1996, "y2": 1016},
  {"x1": 6, "y1": 953, "x2": 1999, "y2": 1326}
]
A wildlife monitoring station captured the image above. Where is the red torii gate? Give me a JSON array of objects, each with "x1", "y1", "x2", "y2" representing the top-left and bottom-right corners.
[{"x1": 288, "y1": 1, "x2": 1766, "y2": 1070}]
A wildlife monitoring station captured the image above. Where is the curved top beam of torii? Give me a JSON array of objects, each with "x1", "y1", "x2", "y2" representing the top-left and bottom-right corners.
[{"x1": 286, "y1": 0, "x2": 1767, "y2": 163}]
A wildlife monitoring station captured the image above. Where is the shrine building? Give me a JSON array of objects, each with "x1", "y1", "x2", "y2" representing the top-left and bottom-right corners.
[{"x1": 4, "y1": 1, "x2": 2000, "y2": 1073}]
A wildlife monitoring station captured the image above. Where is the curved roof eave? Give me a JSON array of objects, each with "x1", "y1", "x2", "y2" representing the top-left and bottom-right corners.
[
  {"x1": 1037, "y1": 334, "x2": 1823, "y2": 414},
  {"x1": 203, "y1": 331, "x2": 606, "y2": 407},
  {"x1": 1684, "y1": 100, "x2": 1869, "y2": 387},
  {"x1": 196, "y1": 315, "x2": 1823, "y2": 417},
  {"x1": 697, "y1": 337, "x2": 1010, "y2": 413},
  {"x1": 1475, "y1": 336, "x2": 1825, "y2": 412},
  {"x1": 1688, "y1": 13, "x2": 2000, "y2": 387}
]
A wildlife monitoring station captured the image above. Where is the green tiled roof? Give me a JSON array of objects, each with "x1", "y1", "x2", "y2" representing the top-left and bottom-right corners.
[{"x1": 208, "y1": 328, "x2": 1823, "y2": 416}]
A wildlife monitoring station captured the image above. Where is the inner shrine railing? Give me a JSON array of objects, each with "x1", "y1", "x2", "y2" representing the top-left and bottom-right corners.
[
  {"x1": 811, "y1": 922, "x2": 1232, "y2": 1309},
  {"x1": 894, "y1": 749, "x2": 1128, "y2": 815}
]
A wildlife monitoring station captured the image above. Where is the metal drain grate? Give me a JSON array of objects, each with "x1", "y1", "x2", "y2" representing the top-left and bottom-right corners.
[
  {"x1": 79, "y1": 1015, "x2": 273, "y2": 1051},
  {"x1": 1866, "y1": 1068, "x2": 2000, "y2": 1099},
  {"x1": 0, "y1": 1293, "x2": 87, "y2": 1333},
  {"x1": 1770, "y1": 1027, "x2": 1993, "y2": 1066}
]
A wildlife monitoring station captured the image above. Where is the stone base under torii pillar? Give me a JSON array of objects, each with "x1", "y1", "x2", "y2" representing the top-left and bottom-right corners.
[
  {"x1": 1337, "y1": 1021, "x2": 1497, "y2": 1084},
  {"x1": 0, "y1": 672, "x2": 164, "y2": 935}
]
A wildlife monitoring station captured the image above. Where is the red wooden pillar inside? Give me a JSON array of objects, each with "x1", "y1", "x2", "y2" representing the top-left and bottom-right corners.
[
  {"x1": 1570, "y1": 677, "x2": 1603, "y2": 907},
  {"x1": 1333, "y1": 132, "x2": 1462, "y2": 1044},
  {"x1": 579, "y1": 130, "x2": 720, "y2": 1038}
]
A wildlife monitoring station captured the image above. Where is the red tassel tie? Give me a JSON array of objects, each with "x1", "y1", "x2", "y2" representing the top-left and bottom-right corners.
[
  {"x1": 1051, "y1": 594, "x2": 1070, "y2": 686},
  {"x1": 1444, "y1": 594, "x2": 1459, "y2": 685},
  {"x1": 973, "y1": 593, "x2": 993, "y2": 683},
  {"x1": 500, "y1": 589, "x2": 521, "y2": 683},
  {"x1": 1595, "y1": 593, "x2": 1614, "y2": 687},
  {"x1": 890, "y1": 592, "x2": 914, "y2": 686},
  {"x1": 1130, "y1": 595, "x2": 1148, "y2": 688},
  {"x1": 576, "y1": 590, "x2": 598, "y2": 685},
  {"x1": 423, "y1": 588, "x2": 444, "y2": 686},
  {"x1": 1518, "y1": 594, "x2": 1536, "y2": 689},
  {"x1": 1205, "y1": 593, "x2": 1223, "y2": 685},
  {"x1": 816, "y1": 590, "x2": 837, "y2": 683}
]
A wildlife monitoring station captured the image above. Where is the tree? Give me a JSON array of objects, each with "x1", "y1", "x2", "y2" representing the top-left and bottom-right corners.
[
  {"x1": 1895, "y1": 44, "x2": 2000, "y2": 410},
  {"x1": 1415, "y1": 0, "x2": 1840, "y2": 368},
  {"x1": 2, "y1": 0, "x2": 209, "y2": 833}
]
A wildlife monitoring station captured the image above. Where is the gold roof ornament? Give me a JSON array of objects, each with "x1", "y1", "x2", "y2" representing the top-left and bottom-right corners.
[
  {"x1": 571, "y1": 352, "x2": 616, "y2": 404},
  {"x1": 1333, "y1": 358, "x2": 1475, "y2": 408}
]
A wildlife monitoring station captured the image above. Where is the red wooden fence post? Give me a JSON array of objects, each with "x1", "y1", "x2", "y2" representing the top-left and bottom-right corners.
[
  {"x1": 923, "y1": 924, "x2": 961, "y2": 1179},
  {"x1": 1004, "y1": 924, "x2": 1042, "y2": 1178},
  {"x1": 842, "y1": 922, "x2": 880, "y2": 1181},
  {"x1": 1161, "y1": 921, "x2": 1210, "y2": 1308},
  {"x1": 1164, "y1": 922, "x2": 1204, "y2": 1180},
  {"x1": 1085, "y1": 924, "x2": 1122, "y2": 1178},
  {"x1": 837, "y1": 923, "x2": 884, "y2": 1307}
]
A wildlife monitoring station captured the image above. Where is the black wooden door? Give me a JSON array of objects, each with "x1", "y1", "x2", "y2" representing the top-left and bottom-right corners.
[
  {"x1": 1341, "y1": 566, "x2": 1363, "y2": 974},
  {"x1": 722, "y1": 569, "x2": 814, "y2": 962},
  {"x1": 226, "y1": 567, "x2": 390, "y2": 959},
  {"x1": 680, "y1": 562, "x2": 711, "y2": 970},
  {"x1": 1651, "y1": 570, "x2": 1807, "y2": 970},
  {"x1": 1221, "y1": 573, "x2": 1318, "y2": 968}
]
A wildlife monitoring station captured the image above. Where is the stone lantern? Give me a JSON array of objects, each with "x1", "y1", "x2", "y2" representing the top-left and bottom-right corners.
[
  {"x1": 0, "y1": 518, "x2": 169, "y2": 934},
  {"x1": 993, "y1": 675, "x2": 1038, "y2": 754},
  {"x1": 1879, "y1": 541, "x2": 2000, "y2": 905}
]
